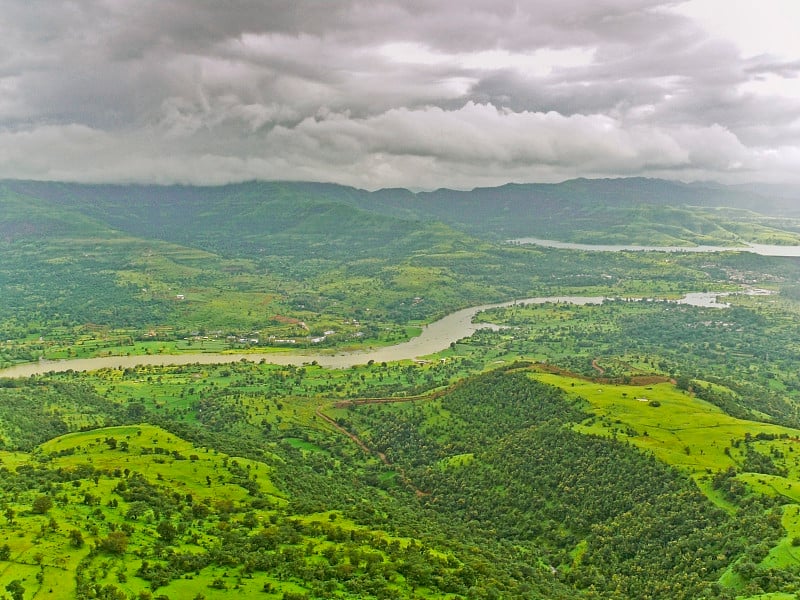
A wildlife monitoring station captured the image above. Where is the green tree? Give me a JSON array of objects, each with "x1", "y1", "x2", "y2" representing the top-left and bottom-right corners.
[
  {"x1": 5, "y1": 580, "x2": 24, "y2": 600},
  {"x1": 99, "y1": 531, "x2": 128, "y2": 555},
  {"x1": 675, "y1": 374, "x2": 692, "y2": 391},
  {"x1": 156, "y1": 520, "x2": 177, "y2": 543},
  {"x1": 69, "y1": 529, "x2": 85, "y2": 548},
  {"x1": 32, "y1": 495, "x2": 53, "y2": 514}
]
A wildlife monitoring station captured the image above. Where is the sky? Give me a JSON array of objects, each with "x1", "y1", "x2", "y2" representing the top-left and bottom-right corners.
[{"x1": 2, "y1": 0, "x2": 800, "y2": 190}]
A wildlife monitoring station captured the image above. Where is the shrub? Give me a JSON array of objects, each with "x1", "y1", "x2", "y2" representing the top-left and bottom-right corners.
[
  {"x1": 32, "y1": 495, "x2": 53, "y2": 514},
  {"x1": 99, "y1": 531, "x2": 129, "y2": 555}
]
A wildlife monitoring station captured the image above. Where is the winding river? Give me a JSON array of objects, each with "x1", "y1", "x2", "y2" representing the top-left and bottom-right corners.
[{"x1": 0, "y1": 292, "x2": 729, "y2": 378}]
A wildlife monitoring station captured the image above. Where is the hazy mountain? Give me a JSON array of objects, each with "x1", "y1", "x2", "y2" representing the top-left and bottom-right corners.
[{"x1": 4, "y1": 177, "x2": 799, "y2": 247}]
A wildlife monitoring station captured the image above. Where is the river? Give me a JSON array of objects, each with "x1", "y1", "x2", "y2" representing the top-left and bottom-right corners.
[
  {"x1": 509, "y1": 237, "x2": 800, "y2": 256},
  {"x1": 0, "y1": 293, "x2": 729, "y2": 378}
]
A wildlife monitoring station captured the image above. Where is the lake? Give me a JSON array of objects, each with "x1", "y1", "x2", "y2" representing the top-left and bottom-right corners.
[{"x1": 509, "y1": 237, "x2": 800, "y2": 256}]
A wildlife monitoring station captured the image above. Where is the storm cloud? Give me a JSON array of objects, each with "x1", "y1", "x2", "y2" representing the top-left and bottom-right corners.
[{"x1": 1, "y1": 0, "x2": 799, "y2": 189}]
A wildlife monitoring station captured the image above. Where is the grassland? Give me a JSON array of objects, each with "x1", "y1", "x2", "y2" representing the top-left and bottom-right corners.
[{"x1": 0, "y1": 424, "x2": 498, "y2": 599}]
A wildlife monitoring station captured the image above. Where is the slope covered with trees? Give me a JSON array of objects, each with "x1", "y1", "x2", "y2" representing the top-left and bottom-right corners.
[{"x1": 341, "y1": 371, "x2": 788, "y2": 599}]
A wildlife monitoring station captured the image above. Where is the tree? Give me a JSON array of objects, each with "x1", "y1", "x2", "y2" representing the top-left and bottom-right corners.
[
  {"x1": 675, "y1": 374, "x2": 692, "y2": 391},
  {"x1": 32, "y1": 495, "x2": 53, "y2": 514},
  {"x1": 100, "y1": 531, "x2": 129, "y2": 555},
  {"x1": 209, "y1": 578, "x2": 226, "y2": 590},
  {"x1": 156, "y1": 520, "x2": 177, "y2": 543},
  {"x1": 5, "y1": 580, "x2": 24, "y2": 600},
  {"x1": 69, "y1": 529, "x2": 85, "y2": 548}
]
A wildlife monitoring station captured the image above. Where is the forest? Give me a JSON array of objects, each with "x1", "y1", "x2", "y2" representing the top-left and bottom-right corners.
[{"x1": 3, "y1": 179, "x2": 800, "y2": 598}]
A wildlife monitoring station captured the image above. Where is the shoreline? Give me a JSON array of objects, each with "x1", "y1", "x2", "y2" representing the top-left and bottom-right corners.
[{"x1": 0, "y1": 292, "x2": 730, "y2": 378}]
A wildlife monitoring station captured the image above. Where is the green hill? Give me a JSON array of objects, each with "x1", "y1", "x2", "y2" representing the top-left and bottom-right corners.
[
  {"x1": 339, "y1": 369, "x2": 800, "y2": 598},
  {"x1": 3, "y1": 363, "x2": 800, "y2": 598},
  {"x1": 4, "y1": 177, "x2": 800, "y2": 598},
  {"x1": 0, "y1": 180, "x2": 428, "y2": 261},
  {"x1": 387, "y1": 178, "x2": 800, "y2": 242},
  {"x1": 0, "y1": 385, "x2": 582, "y2": 600},
  {"x1": 5, "y1": 177, "x2": 800, "y2": 249}
]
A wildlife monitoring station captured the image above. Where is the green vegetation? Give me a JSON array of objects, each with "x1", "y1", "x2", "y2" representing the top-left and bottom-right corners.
[
  {"x1": 4, "y1": 179, "x2": 800, "y2": 367},
  {"x1": 340, "y1": 370, "x2": 800, "y2": 598},
  {"x1": 0, "y1": 380, "x2": 586, "y2": 599},
  {"x1": 465, "y1": 282, "x2": 800, "y2": 427},
  {"x1": 3, "y1": 178, "x2": 800, "y2": 598}
]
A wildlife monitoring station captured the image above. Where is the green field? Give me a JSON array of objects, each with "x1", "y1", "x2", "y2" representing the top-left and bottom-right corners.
[{"x1": 0, "y1": 425, "x2": 483, "y2": 599}]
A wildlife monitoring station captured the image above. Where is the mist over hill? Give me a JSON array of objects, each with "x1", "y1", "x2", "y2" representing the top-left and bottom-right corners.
[{"x1": 4, "y1": 177, "x2": 800, "y2": 248}]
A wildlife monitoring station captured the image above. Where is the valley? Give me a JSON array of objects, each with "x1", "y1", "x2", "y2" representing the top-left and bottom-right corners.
[
  {"x1": 0, "y1": 290, "x2": 728, "y2": 377},
  {"x1": 3, "y1": 179, "x2": 800, "y2": 598}
]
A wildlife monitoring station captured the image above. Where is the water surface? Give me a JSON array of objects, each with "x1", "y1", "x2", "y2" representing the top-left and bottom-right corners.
[
  {"x1": 0, "y1": 293, "x2": 729, "y2": 377},
  {"x1": 510, "y1": 237, "x2": 800, "y2": 256}
]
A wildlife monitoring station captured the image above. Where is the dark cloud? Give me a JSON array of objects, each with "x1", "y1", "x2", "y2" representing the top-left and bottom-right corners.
[
  {"x1": 745, "y1": 57, "x2": 800, "y2": 78},
  {"x1": 0, "y1": 0, "x2": 799, "y2": 188}
]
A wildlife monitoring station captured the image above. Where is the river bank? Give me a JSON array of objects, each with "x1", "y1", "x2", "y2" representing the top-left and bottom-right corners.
[{"x1": 0, "y1": 292, "x2": 731, "y2": 377}]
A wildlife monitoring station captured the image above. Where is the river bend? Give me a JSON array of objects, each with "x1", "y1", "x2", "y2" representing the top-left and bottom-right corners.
[{"x1": 0, "y1": 292, "x2": 729, "y2": 377}]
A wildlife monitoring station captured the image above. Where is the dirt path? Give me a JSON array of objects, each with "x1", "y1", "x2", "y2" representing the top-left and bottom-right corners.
[
  {"x1": 316, "y1": 405, "x2": 425, "y2": 497},
  {"x1": 316, "y1": 362, "x2": 671, "y2": 496},
  {"x1": 315, "y1": 407, "x2": 374, "y2": 455}
]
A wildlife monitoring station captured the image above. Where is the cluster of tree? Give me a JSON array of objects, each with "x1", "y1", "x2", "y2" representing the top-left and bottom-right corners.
[
  {"x1": 0, "y1": 379, "x2": 121, "y2": 450},
  {"x1": 471, "y1": 294, "x2": 800, "y2": 428},
  {"x1": 345, "y1": 370, "x2": 793, "y2": 599}
]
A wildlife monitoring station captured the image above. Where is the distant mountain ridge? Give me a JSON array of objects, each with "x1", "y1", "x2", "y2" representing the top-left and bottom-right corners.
[
  {"x1": 406, "y1": 177, "x2": 800, "y2": 238},
  {"x1": 3, "y1": 177, "x2": 800, "y2": 247}
]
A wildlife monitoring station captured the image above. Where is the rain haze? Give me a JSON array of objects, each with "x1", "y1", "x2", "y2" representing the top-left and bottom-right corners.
[{"x1": 2, "y1": 0, "x2": 799, "y2": 190}]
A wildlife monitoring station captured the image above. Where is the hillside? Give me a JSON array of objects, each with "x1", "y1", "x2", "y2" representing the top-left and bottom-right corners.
[
  {"x1": 395, "y1": 178, "x2": 800, "y2": 242},
  {"x1": 0, "y1": 377, "x2": 589, "y2": 600},
  {"x1": 10, "y1": 177, "x2": 799, "y2": 368},
  {"x1": 3, "y1": 364, "x2": 800, "y2": 598},
  {"x1": 3, "y1": 178, "x2": 800, "y2": 598},
  {"x1": 5, "y1": 177, "x2": 800, "y2": 249},
  {"x1": 339, "y1": 370, "x2": 794, "y2": 598}
]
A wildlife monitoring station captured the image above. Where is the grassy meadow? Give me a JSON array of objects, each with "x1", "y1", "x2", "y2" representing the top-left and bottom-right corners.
[
  {"x1": 0, "y1": 424, "x2": 475, "y2": 599},
  {"x1": 0, "y1": 425, "x2": 282, "y2": 598}
]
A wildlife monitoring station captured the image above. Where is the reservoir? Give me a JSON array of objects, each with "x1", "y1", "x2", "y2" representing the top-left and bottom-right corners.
[{"x1": 509, "y1": 237, "x2": 800, "y2": 256}]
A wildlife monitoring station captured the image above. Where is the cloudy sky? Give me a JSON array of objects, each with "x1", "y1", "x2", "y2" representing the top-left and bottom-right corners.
[{"x1": 2, "y1": 0, "x2": 799, "y2": 190}]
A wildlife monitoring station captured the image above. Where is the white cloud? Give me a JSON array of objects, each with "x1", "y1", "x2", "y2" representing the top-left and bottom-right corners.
[
  {"x1": 380, "y1": 42, "x2": 596, "y2": 76},
  {"x1": 672, "y1": 0, "x2": 800, "y2": 59},
  {"x1": 740, "y1": 73, "x2": 800, "y2": 100},
  {"x1": 0, "y1": 101, "x2": 775, "y2": 190}
]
